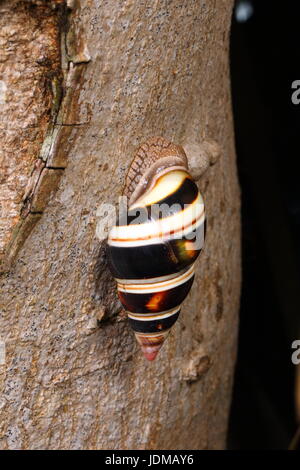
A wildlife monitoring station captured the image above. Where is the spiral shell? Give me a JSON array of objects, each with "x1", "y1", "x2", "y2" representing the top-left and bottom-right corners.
[{"x1": 107, "y1": 137, "x2": 206, "y2": 361}]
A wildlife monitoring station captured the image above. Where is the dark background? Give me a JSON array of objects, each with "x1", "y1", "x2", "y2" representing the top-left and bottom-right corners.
[{"x1": 228, "y1": 0, "x2": 300, "y2": 449}]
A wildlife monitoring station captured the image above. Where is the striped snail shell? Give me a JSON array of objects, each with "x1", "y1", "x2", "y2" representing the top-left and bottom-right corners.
[{"x1": 107, "y1": 137, "x2": 206, "y2": 361}]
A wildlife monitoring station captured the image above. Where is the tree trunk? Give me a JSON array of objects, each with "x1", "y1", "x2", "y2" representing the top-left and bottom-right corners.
[{"x1": 0, "y1": 0, "x2": 240, "y2": 450}]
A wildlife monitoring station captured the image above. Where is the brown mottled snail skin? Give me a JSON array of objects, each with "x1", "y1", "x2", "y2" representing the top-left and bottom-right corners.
[{"x1": 107, "y1": 137, "x2": 206, "y2": 361}]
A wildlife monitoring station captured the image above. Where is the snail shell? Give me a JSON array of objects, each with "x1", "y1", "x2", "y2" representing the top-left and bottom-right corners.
[{"x1": 107, "y1": 137, "x2": 206, "y2": 361}]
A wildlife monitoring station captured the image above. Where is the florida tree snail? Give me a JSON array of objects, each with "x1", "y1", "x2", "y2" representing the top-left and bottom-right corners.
[{"x1": 107, "y1": 137, "x2": 206, "y2": 361}]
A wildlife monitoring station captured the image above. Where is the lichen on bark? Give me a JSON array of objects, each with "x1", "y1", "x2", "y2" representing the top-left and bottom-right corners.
[{"x1": 0, "y1": 0, "x2": 66, "y2": 270}]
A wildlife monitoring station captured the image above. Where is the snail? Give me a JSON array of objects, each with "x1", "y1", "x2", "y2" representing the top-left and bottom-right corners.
[{"x1": 107, "y1": 137, "x2": 207, "y2": 361}]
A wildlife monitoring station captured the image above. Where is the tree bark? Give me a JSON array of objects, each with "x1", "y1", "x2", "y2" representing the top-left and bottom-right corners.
[{"x1": 0, "y1": 0, "x2": 240, "y2": 450}]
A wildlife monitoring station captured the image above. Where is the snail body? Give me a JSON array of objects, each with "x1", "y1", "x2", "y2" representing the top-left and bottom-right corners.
[{"x1": 107, "y1": 137, "x2": 206, "y2": 361}]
